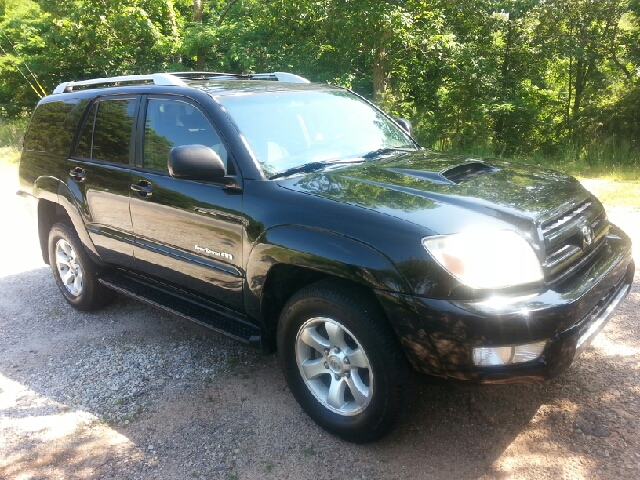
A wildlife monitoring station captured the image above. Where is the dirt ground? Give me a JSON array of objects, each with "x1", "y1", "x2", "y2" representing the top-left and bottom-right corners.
[{"x1": 1, "y1": 164, "x2": 639, "y2": 480}]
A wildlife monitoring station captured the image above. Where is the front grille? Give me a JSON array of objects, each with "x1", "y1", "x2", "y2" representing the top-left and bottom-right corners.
[{"x1": 540, "y1": 199, "x2": 609, "y2": 285}]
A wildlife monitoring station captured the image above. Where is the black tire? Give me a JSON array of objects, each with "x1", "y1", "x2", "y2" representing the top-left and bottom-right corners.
[
  {"x1": 48, "y1": 222, "x2": 112, "y2": 311},
  {"x1": 277, "y1": 279, "x2": 409, "y2": 442}
]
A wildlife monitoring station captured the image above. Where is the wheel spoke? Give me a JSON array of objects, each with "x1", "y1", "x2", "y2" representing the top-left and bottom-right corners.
[
  {"x1": 73, "y1": 273, "x2": 83, "y2": 296},
  {"x1": 300, "y1": 358, "x2": 327, "y2": 380},
  {"x1": 56, "y1": 250, "x2": 69, "y2": 267},
  {"x1": 346, "y1": 348, "x2": 368, "y2": 369},
  {"x1": 327, "y1": 376, "x2": 346, "y2": 410},
  {"x1": 61, "y1": 269, "x2": 74, "y2": 286},
  {"x1": 61, "y1": 240, "x2": 72, "y2": 256},
  {"x1": 299, "y1": 327, "x2": 330, "y2": 353},
  {"x1": 346, "y1": 373, "x2": 370, "y2": 407},
  {"x1": 325, "y1": 322, "x2": 348, "y2": 351}
]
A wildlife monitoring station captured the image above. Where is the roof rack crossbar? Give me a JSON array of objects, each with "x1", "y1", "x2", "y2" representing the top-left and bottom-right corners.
[{"x1": 51, "y1": 71, "x2": 310, "y2": 94}]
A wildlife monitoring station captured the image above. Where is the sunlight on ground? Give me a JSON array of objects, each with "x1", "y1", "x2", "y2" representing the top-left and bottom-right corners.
[
  {"x1": 0, "y1": 373, "x2": 144, "y2": 479},
  {"x1": 0, "y1": 165, "x2": 44, "y2": 279}
]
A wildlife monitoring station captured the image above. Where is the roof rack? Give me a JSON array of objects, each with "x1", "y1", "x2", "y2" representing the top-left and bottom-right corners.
[
  {"x1": 154, "y1": 71, "x2": 310, "y2": 83},
  {"x1": 52, "y1": 71, "x2": 310, "y2": 94},
  {"x1": 52, "y1": 73, "x2": 187, "y2": 94}
]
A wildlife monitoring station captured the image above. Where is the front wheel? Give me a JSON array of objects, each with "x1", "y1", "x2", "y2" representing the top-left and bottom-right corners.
[
  {"x1": 48, "y1": 223, "x2": 112, "y2": 311},
  {"x1": 277, "y1": 280, "x2": 409, "y2": 442}
]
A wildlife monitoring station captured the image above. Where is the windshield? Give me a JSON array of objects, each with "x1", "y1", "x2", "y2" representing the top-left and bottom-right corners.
[{"x1": 217, "y1": 89, "x2": 416, "y2": 177}]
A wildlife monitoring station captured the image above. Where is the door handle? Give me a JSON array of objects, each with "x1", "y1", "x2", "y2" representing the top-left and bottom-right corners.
[
  {"x1": 69, "y1": 167, "x2": 86, "y2": 181},
  {"x1": 131, "y1": 180, "x2": 153, "y2": 198}
]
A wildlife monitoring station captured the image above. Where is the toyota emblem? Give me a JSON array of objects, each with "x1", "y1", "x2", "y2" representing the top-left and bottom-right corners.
[{"x1": 581, "y1": 224, "x2": 593, "y2": 249}]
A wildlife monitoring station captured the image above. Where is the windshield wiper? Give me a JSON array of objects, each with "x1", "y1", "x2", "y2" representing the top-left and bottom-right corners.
[
  {"x1": 269, "y1": 159, "x2": 362, "y2": 180},
  {"x1": 361, "y1": 147, "x2": 415, "y2": 160}
]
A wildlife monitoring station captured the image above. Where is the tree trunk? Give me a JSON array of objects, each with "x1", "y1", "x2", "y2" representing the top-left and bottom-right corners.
[
  {"x1": 193, "y1": 0, "x2": 204, "y2": 70},
  {"x1": 373, "y1": 45, "x2": 388, "y2": 102},
  {"x1": 494, "y1": 18, "x2": 514, "y2": 153}
]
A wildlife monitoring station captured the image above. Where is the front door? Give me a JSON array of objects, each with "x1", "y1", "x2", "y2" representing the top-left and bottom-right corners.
[{"x1": 129, "y1": 96, "x2": 245, "y2": 311}]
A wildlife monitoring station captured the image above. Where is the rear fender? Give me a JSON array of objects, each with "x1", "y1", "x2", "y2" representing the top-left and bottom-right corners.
[{"x1": 32, "y1": 176, "x2": 101, "y2": 264}]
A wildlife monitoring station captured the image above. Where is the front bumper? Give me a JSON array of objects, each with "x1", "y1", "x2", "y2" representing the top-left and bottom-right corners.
[{"x1": 403, "y1": 227, "x2": 634, "y2": 383}]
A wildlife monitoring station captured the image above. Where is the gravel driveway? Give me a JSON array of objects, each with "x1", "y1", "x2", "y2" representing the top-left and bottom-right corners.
[{"x1": 1, "y1": 164, "x2": 639, "y2": 480}]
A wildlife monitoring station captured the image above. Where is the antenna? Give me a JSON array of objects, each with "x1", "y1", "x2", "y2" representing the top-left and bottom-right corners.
[{"x1": 1, "y1": 33, "x2": 46, "y2": 98}]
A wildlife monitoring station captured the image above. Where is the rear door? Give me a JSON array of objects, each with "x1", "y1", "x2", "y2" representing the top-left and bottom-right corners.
[
  {"x1": 67, "y1": 95, "x2": 139, "y2": 266},
  {"x1": 129, "y1": 95, "x2": 245, "y2": 311}
]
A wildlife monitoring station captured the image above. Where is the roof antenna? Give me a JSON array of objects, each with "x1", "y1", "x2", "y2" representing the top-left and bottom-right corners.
[{"x1": 1, "y1": 32, "x2": 46, "y2": 98}]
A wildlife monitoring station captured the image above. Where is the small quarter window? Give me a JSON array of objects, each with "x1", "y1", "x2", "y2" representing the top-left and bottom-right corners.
[{"x1": 24, "y1": 99, "x2": 79, "y2": 155}]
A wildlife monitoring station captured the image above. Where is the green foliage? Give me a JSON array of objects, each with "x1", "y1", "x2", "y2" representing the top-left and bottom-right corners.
[{"x1": 1, "y1": 0, "x2": 640, "y2": 167}]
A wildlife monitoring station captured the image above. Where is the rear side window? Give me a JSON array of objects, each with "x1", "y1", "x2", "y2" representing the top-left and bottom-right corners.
[
  {"x1": 24, "y1": 99, "x2": 79, "y2": 156},
  {"x1": 74, "y1": 98, "x2": 137, "y2": 164}
]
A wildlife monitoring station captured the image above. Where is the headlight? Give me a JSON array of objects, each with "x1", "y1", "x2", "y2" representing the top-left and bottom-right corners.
[{"x1": 422, "y1": 229, "x2": 543, "y2": 289}]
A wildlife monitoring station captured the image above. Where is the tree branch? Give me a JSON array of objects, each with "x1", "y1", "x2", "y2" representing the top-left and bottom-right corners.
[{"x1": 217, "y1": 0, "x2": 241, "y2": 27}]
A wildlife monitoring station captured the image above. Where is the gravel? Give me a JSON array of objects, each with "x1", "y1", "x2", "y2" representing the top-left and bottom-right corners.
[{"x1": 1, "y1": 165, "x2": 639, "y2": 479}]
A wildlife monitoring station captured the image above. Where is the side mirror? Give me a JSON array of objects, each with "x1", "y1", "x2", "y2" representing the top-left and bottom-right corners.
[
  {"x1": 396, "y1": 118, "x2": 413, "y2": 135},
  {"x1": 169, "y1": 144, "x2": 225, "y2": 181}
]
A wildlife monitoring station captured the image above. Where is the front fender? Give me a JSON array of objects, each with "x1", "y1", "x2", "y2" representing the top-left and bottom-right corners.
[{"x1": 244, "y1": 225, "x2": 411, "y2": 320}]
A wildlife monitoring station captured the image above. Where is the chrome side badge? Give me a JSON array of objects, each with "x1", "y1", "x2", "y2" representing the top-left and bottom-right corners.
[{"x1": 195, "y1": 245, "x2": 233, "y2": 260}]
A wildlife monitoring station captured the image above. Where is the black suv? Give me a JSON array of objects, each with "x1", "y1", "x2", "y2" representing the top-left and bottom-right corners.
[{"x1": 18, "y1": 71, "x2": 634, "y2": 442}]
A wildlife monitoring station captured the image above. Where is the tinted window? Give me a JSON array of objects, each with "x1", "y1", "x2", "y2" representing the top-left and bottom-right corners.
[
  {"x1": 24, "y1": 99, "x2": 79, "y2": 156},
  {"x1": 92, "y1": 99, "x2": 136, "y2": 164},
  {"x1": 143, "y1": 99, "x2": 228, "y2": 172},
  {"x1": 75, "y1": 103, "x2": 97, "y2": 158}
]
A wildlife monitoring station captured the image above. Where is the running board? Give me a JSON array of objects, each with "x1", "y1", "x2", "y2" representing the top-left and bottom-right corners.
[{"x1": 99, "y1": 272, "x2": 261, "y2": 348}]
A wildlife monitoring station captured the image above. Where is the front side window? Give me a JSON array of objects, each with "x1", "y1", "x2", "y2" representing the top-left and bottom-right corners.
[
  {"x1": 217, "y1": 90, "x2": 415, "y2": 176},
  {"x1": 143, "y1": 99, "x2": 228, "y2": 173}
]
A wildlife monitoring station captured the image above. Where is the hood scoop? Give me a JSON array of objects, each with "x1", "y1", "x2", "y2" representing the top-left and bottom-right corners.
[
  {"x1": 441, "y1": 161, "x2": 499, "y2": 184},
  {"x1": 386, "y1": 161, "x2": 499, "y2": 185}
]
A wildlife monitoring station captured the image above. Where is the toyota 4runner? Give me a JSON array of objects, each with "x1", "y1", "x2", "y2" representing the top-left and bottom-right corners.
[{"x1": 18, "y1": 71, "x2": 635, "y2": 442}]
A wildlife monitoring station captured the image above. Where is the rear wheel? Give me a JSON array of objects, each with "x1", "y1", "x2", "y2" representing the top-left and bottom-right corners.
[
  {"x1": 48, "y1": 223, "x2": 112, "y2": 311},
  {"x1": 277, "y1": 279, "x2": 409, "y2": 442}
]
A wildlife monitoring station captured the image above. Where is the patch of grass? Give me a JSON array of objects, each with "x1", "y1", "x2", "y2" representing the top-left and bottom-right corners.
[
  {"x1": 0, "y1": 146, "x2": 20, "y2": 165},
  {"x1": 580, "y1": 180, "x2": 640, "y2": 209},
  {"x1": 0, "y1": 118, "x2": 26, "y2": 166},
  {"x1": 266, "y1": 462, "x2": 274, "y2": 472},
  {"x1": 0, "y1": 117, "x2": 27, "y2": 147},
  {"x1": 227, "y1": 474, "x2": 239, "y2": 480},
  {"x1": 433, "y1": 140, "x2": 640, "y2": 207},
  {"x1": 302, "y1": 446, "x2": 316, "y2": 456}
]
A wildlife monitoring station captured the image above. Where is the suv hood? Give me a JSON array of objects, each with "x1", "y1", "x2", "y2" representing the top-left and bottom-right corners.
[{"x1": 276, "y1": 150, "x2": 590, "y2": 236}]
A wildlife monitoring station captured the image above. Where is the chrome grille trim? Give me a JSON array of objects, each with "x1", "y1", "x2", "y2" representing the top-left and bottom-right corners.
[
  {"x1": 541, "y1": 198, "x2": 609, "y2": 285},
  {"x1": 541, "y1": 201, "x2": 591, "y2": 235}
]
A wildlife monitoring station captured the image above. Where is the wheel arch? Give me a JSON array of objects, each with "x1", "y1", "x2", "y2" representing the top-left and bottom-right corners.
[
  {"x1": 245, "y1": 225, "x2": 412, "y2": 353},
  {"x1": 32, "y1": 176, "x2": 101, "y2": 265}
]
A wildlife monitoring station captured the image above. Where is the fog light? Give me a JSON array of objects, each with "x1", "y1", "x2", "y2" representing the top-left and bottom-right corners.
[{"x1": 473, "y1": 341, "x2": 546, "y2": 367}]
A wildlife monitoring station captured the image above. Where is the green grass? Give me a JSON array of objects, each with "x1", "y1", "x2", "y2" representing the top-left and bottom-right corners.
[
  {"x1": 433, "y1": 139, "x2": 640, "y2": 207},
  {"x1": 0, "y1": 118, "x2": 26, "y2": 166},
  {"x1": 0, "y1": 146, "x2": 20, "y2": 165}
]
